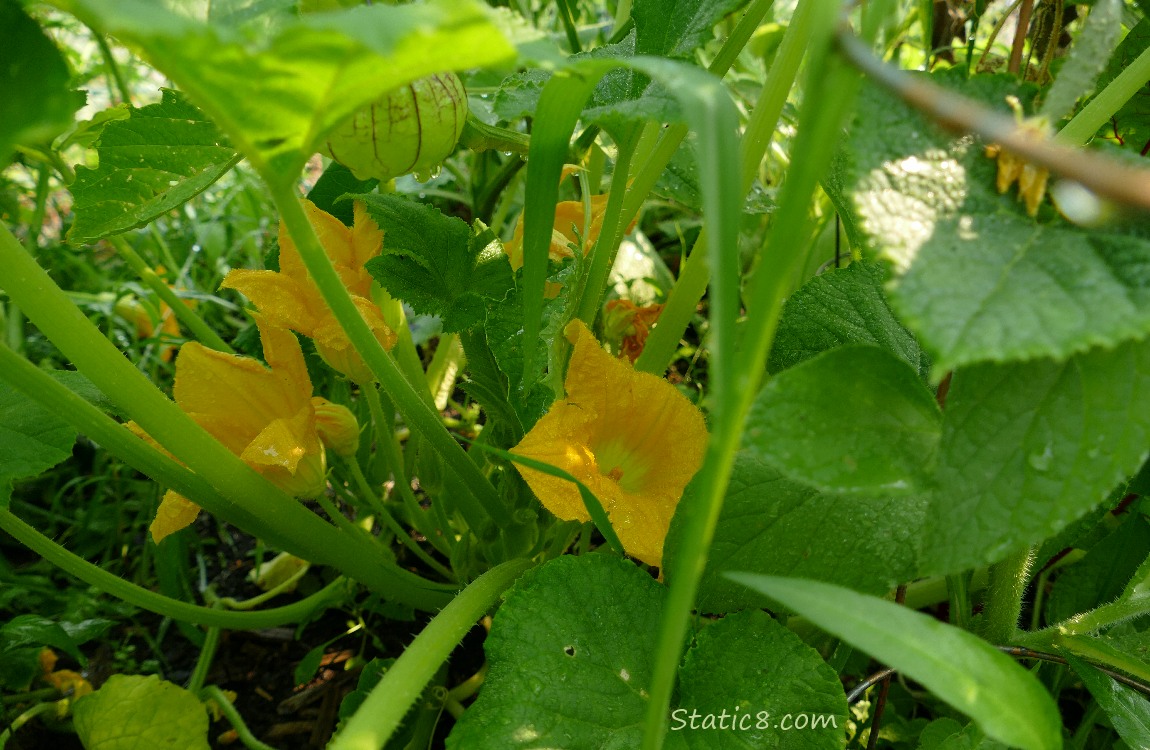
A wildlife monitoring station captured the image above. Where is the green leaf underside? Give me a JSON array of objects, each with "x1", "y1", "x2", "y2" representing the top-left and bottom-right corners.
[
  {"x1": 920, "y1": 338, "x2": 1150, "y2": 575},
  {"x1": 0, "y1": 375, "x2": 80, "y2": 507},
  {"x1": 73, "y1": 674, "x2": 210, "y2": 750},
  {"x1": 360, "y1": 194, "x2": 513, "y2": 333},
  {"x1": 748, "y1": 345, "x2": 941, "y2": 494},
  {"x1": 448, "y1": 556, "x2": 845, "y2": 749},
  {"x1": 50, "y1": 0, "x2": 515, "y2": 185},
  {"x1": 0, "y1": 3, "x2": 81, "y2": 163},
  {"x1": 768, "y1": 261, "x2": 927, "y2": 379},
  {"x1": 729, "y1": 575, "x2": 1062, "y2": 750},
  {"x1": 306, "y1": 160, "x2": 376, "y2": 225},
  {"x1": 68, "y1": 89, "x2": 239, "y2": 244},
  {"x1": 1066, "y1": 654, "x2": 1150, "y2": 749},
  {"x1": 664, "y1": 449, "x2": 925, "y2": 613},
  {"x1": 841, "y1": 70, "x2": 1150, "y2": 373}
]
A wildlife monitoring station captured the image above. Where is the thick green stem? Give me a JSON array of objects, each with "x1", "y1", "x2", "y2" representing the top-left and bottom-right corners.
[
  {"x1": 268, "y1": 185, "x2": 511, "y2": 534},
  {"x1": 641, "y1": 5, "x2": 856, "y2": 745},
  {"x1": 636, "y1": 0, "x2": 818, "y2": 375},
  {"x1": 980, "y1": 546, "x2": 1035, "y2": 645},
  {"x1": 200, "y1": 686, "x2": 278, "y2": 750},
  {"x1": 0, "y1": 225, "x2": 454, "y2": 610},
  {"x1": 1057, "y1": 43, "x2": 1150, "y2": 146},
  {"x1": 0, "y1": 508, "x2": 353, "y2": 629},
  {"x1": 186, "y1": 626, "x2": 220, "y2": 693},
  {"x1": 109, "y1": 235, "x2": 234, "y2": 353},
  {"x1": 329, "y1": 559, "x2": 532, "y2": 750},
  {"x1": 573, "y1": 132, "x2": 638, "y2": 327},
  {"x1": 347, "y1": 456, "x2": 456, "y2": 581},
  {"x1": 93, "y1": 31, "x2": 133, "y2": 105}
]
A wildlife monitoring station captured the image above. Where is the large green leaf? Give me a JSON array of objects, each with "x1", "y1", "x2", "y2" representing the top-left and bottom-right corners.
[
  {"x1": 360, "y1": 194, "x2": 513, "y2": 333},
  {"x1": 49, "y1": 0, "x2": 515, "y2": 186},
  {"x1": 0, "y1": 3, "x2": 82, "y2": 163},
  {"x1": 768, "y1": 261, "x2": 927, "y2": 379},
  {"x1": 664, "y1": 449, "x2": 925, "y2": 613},
  {"x1": 729, "y1": 575, "x2": 1062, "y2": 750},
  {"x1": 0, "y1": 376, "x2": 79, "y2": 506},
  {"x1": 448, "y1": 555, "x2": 846, "y2": 749},
  {"x1": 632, "y1": 0, "x2": 746, "y2": 58},
  {"x1": 839, "y1": 70, "x2": 1150, "y2": 373},
  {"x1": 68, "y1": 90, "x2": 240, "y2": 244},
  {"x1": 748, "y1": 345, "x2": 941, "y2": 494},
  {"x1": 920, "y1": 339, "x2": 1150, "y2": 575},
  {"x1": 1066, "y1": 654, "x2": 1150, "y2": 748},
  {"x1": 73, "y1": 675, "x2": 210, "y2": 750}
]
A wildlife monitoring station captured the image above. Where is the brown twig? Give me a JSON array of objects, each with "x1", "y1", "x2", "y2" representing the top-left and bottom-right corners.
[
  {"x1": 864, "y1": 584, "x2": 907, "y2": 750},
  {"x1": 835, "y1": 27, "x2": 1150, "y2": 212},
  {"x1": 1008, "y1": 0, "x2": 1036, "y2": 74}
]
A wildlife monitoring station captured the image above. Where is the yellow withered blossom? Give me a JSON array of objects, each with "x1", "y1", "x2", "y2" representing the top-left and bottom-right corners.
[
  {"x1": 511, "y1": 320, "x2": 708, "y2": 567},
  {"x1": 132, "y1": 315, "x2": 330, "y2": 542},
  {"x1": 222, "y1": 199, "x2": 396, "y2": 383}
]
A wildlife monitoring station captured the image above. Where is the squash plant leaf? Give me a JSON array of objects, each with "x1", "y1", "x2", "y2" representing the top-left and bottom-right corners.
[
  {"x1": 68, "y1": 89, "x2": 241, "y2": 244},
  {"x1": 0, "y1": 2, "x2": 83, "y2": 165},
  {"x1": 664, "y1": 449, "x2": 925, "y2": 613},
  {"x1": 1065, "y1": 654, "x2": 1150, "y2": 749},
  {"x1": 921, "y1": 338, "x2": 1150, "y2": 575},
  {"x1": 632, "y1": 0, "x2": 747, "y2": 59},
  {"x1": 747, "y1": 345, "x2": 941, "y2": 495},
  {"x1": 360, "y1": 193, "x2": 514, "y2": 333},
  {"x1": 729, "y1": 575, "x2": 1062, "y2": 750},
  {"x1": 48, "y1": 0, "x2": 515, "y2": 186},
  {"x1": 447, "y1": 555, "x2": 846, "y2": 749},
  {"x1": 838, "y1": 70, "x2": 1150, "y2": 373},
  {"x1": 0, "y1": 376, "x2": 81, "y2": 508},
  {"x1": 768, "y1": 261, "x2": 929, "y2": 379},
  {"x1": 73, "y1": 674, "x2": 210, "y2": 750}
]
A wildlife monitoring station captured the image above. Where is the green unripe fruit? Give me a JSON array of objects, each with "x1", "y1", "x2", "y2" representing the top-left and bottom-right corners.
[{"x1": 322, "y1": 72, "x2": 467, "y2": 182}]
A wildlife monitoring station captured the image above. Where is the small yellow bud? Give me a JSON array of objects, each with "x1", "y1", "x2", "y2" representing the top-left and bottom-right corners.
[{"x1": 312, "y1": 397, "x2": 361, "y2": 457}]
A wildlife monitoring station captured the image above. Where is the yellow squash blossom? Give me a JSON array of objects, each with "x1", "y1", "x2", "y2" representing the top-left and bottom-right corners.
[
  {"x1": 222, "y1": 199, "x2": 396, "y2": 383},
  {"x1": 511, "y1": 320, "x2": 708, "y2": 567},
  {"x1": 133, "y1": 314, "x2": 330, "y2": 542}
]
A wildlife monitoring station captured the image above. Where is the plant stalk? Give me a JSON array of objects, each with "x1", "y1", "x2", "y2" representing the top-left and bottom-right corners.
[
  {"x1": 268, "y1": 185, "x2": 512, "y2": 534},
  {"x1": 329, "y1": 559, "x2": 532, "y2": 750}
]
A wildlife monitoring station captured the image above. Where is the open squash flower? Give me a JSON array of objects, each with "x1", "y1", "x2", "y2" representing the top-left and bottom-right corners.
[
  {"x1": 222, "y1": 199, "x2": 396, "y2": 383},
  {"x1": 510, "y1": 320, "x2": 708, "y2": 567},
  {"x1": 131, "y1": 314, "x2": 330, "y2": 543}
]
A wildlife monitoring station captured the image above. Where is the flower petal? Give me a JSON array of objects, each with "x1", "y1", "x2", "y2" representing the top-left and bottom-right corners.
[
  {"x1": 150, "y1": 491, "x2": 201, "y2": 543},
  {"x1": 512, "y1": 320, "x2": 708, "y2": 567}
]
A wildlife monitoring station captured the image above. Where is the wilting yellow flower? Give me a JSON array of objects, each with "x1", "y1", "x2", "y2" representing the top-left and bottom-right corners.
[
  {"x1": 222, "y1": 199, "x2": 396, "y2": 383},
  {"x1": 132, "y1": 314, "x2": 328, "y2": 542},
  {"x1": 39, "y1": 649, "x2": 93, "y2": 700},
  {"x1": 511, "y1": 320, "x2": 708, "y2": 567},
  {"x1": 602, "y1": 299, "x2": 665, "y2": 363}
]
